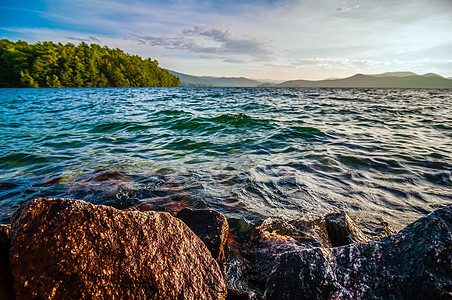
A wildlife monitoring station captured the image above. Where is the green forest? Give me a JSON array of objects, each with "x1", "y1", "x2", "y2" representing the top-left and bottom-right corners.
[{"x1": 0, "y1": 39, "x2": 180, "y2": 88}]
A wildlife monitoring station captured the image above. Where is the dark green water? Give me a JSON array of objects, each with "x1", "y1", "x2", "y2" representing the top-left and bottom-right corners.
[{"x1": 1, "y1": 87, "x2": 451, "y2": 231}]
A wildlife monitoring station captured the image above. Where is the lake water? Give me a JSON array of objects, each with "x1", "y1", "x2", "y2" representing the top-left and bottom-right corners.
[{"x1": 1, "y1": 87, "x2": 451, "y2": 232}]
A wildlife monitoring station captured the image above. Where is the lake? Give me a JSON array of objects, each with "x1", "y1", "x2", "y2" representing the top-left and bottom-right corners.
[{"x1": 1, "y1": 87, "x2": 451, "y2": 232}]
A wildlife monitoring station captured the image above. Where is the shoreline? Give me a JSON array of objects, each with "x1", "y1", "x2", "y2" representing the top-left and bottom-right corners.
[{"x1": 1, "y1": 197, "x2": 451, "y2": 299}]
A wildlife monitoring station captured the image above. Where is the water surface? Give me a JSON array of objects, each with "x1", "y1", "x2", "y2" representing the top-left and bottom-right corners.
[{"x1": 1, "y1": 87, "x2": 451, "y2": 232}]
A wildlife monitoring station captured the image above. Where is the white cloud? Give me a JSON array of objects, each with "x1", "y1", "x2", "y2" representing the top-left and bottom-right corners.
[
  {"x1": 137, "y1": 25, "x2": 273, "y2": 62},
  {"x1": 2, "y1": 0, "x2": 452, "y2": 79},
  {"x1": 292, "y1": 58, "x2": 384, "y2": 70},
  {"x1": 337, "y1": 1, "x2": 360, "y2": 13},
  {"x1": 66, "y1": 36, "x2": 102, "y2": 43}
]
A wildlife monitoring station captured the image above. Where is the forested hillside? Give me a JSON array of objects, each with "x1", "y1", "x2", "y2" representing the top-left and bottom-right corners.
[{"x1": 0, "y1": 40, "x2": 180, "y2": 88}]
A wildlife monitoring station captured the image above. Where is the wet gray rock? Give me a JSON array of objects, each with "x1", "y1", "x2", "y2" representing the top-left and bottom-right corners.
[
  {"x1": 264, "y1": 248, "x2": 339, "y2": 299},
  {"x1": 264, "y1": 205, "x2": 452, "y2": 299},
  {"x1": 10, "y1": 197, "x2": 227, "y2": 300},
  {"x1": 225, "y1": 255, "x2": 250, "y2": 291},
  {"x1": 245, "y1": 217, "x2": 330, "y2": 289},
  {"x1": 176, "y1": 208, "x2": 229, "y2": 263},
  {"x1": 225, "y1": 255, "x2": 260, "y2": 300},
  {"x1": 324, "y1": 212, "x2": 370, "y2": 247},
  {"x1": 224, "y1": 218, "x2": 261, "y2": 300}
]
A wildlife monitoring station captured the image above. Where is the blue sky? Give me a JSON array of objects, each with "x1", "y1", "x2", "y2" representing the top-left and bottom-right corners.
[{"x1": 1, "y1": 0, "x2": 452, "y2": 80}]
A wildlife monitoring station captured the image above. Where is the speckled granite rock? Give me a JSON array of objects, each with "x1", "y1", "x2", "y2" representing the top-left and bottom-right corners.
[
  {"x1": 177, "y1": 208, "x2": 229, "y2": 263},
  {"x1": 10, "y1": 197, "x2": 227, "y2": 300},
  {"x1": 264, "y1": 205, "x2": 452, "y2": 300}
]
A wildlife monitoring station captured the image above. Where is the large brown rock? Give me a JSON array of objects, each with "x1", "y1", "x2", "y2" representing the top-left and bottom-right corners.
[{"x1": 10, "y1": 197, "x2": 227, "y2": 300}]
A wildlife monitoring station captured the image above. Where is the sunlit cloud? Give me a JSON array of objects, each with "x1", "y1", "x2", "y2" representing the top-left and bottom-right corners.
[
  {"x1": 2, "y1": 0, "x2": 452, "y2": 79},
  {"x1": 292, "y1": 58, "x2": 384, "y2": 70},
  {"x1": 137, "y1": 25, "x2": 273, "y2": 62}
]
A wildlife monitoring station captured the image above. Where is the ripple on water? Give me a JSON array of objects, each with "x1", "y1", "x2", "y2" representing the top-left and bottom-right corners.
[{"x1": 0, "y1": 87, "x2": 451, "y2": 231}]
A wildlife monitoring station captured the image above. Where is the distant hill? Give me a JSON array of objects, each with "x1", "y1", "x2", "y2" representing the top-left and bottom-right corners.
[
  {"x1": 167, "y1": 70, "x2": 263, "y2": 87},
  {"x1": 205, "y1": 76, "x2": 263, "y2": 87},
  {"x1": 371, "y1": 72, "x2": 418, "y2": 77},
  {"x1": 267, "y1": 73, "x2": 452, "y2": 89},
  {"x1": 167, "y1": 69, "x2": 452, "y2": 89},
  {"x1": 421, "y1": 73, "x2": 444, "y2": 78},
  {"x1": 167, "y1": 70, "x2": 215, "y2": 87}
]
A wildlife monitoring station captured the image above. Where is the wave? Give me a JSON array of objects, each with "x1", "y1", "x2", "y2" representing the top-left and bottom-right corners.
[
  {"x1": 151, "y1": 112, "x2": 275, "y2": 133},
  {"x1": 210, "y1": 113, "x2": 273, "y2": 128},
  {"x1": 267, "y1": 126, "x2": 327, "y2": 145}
]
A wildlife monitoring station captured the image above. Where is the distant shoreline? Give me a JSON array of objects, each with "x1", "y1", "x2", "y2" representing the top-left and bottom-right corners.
[
  {"x1": 170, "y1": 69, "x2": 452, "y2": 89},
  {"x1": 2, "y1": 86, "x2": 452, "y2": 89}
]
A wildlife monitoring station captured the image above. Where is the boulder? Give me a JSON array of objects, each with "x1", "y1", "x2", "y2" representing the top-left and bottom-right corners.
[
  {"x1": 176, "y1": 208, "x2": 229, "y2": 263},
  {"x1": 244, "y1": 217, "x2": 331, "y2": 289},
  {"x1": 324, "y1": 212, "x2": 370, "y2": 247},
  {"x1": 238, "y1": 212, "x2": 374, "y2": 292},
  {"x1": 10, "y1": 197, "x2": 227, "y2": 300},
  {"x1": 264, "y1": 205, "x2": 452, "y2": 299},
  {"x1": 264, "y1": 248, "x2": 339, "y2": 299}
]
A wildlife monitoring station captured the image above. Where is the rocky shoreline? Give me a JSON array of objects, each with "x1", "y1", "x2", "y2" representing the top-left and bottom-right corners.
[{"x1": 0, "y1": 197, "x2": 450, "y2": 299}]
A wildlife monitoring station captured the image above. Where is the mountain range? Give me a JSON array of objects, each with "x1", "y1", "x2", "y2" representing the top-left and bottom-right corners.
[
  {"x1": 167, "y1": 70, "x2": 262, "y2": 87},
  {"x1": 168, "y1": 70, "x2": 452, "y2": 89}
]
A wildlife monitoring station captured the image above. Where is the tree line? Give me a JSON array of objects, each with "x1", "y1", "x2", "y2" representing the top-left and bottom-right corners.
[{"x1": 0, "y1": 39, "x2": 180, "y2": 88}]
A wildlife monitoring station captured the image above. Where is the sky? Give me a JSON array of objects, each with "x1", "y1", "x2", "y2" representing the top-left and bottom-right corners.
[{"x1": 1, "y1": 0, "x2": 452, "y2": 80}]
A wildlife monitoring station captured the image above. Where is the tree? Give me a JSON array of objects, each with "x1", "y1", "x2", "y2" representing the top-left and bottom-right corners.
[
  {"x1": 0, "y1": 39, "x2": 180, "y2": 88},
  {"x1": 19, "y1": 70, "x2": 38, "y2": 87},
  {"x1": 46, "y1": 74, "x2": 61, "y2": 88}
]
